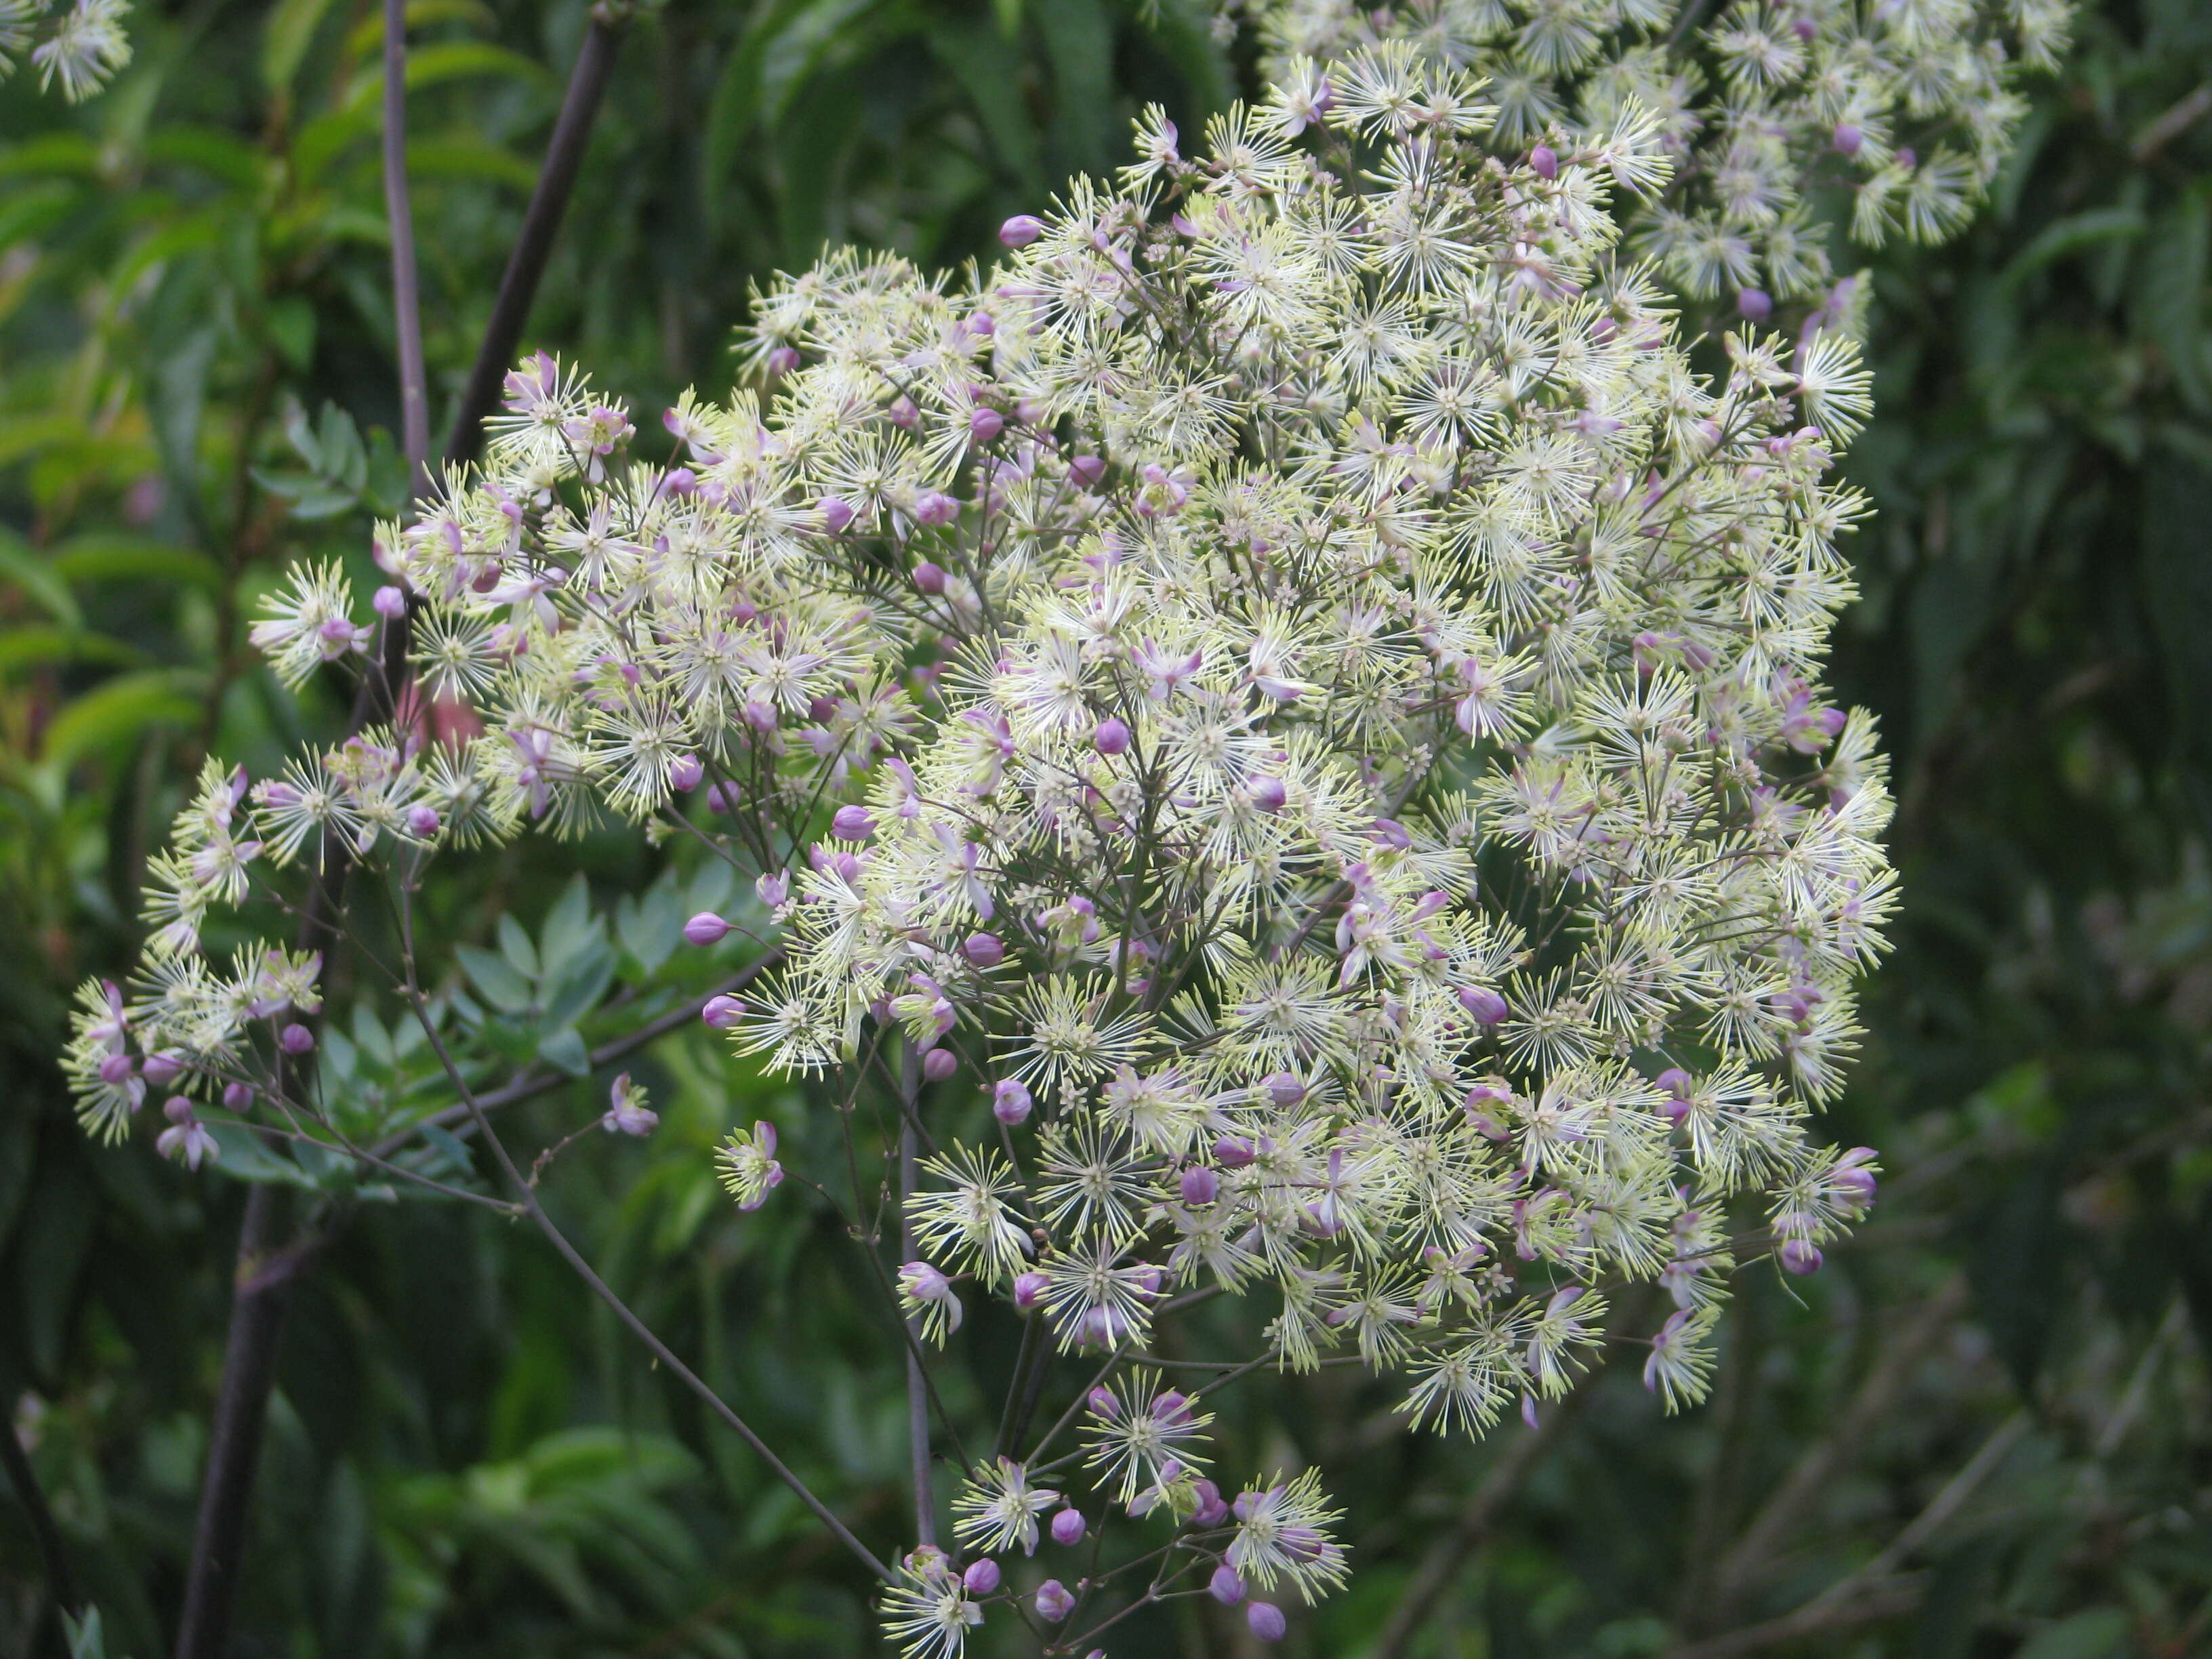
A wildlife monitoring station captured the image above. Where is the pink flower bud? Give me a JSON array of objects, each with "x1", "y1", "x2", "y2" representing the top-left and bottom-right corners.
[
  {"x1": 1093, "y1": 717, "x2": 1130, "y2": 756},
  {"x1": 1530, "y1": 144, "x2": 1558, "y2": 180},
  {"x1": 684, "y1": 912, "x2": 733, "y2": 947},
  {"x1": 962, "y1": 1558, "x2": 1000, "y2": 1595},
  {"x1": 1737, "y1": 287, "x2": 1773, "y2": 321},
  {"x1": 965, "y1": 309, "x2": 996, "y2": 337},
  {"x1": 994, "y1": 1079, "x2": 1033, "y2": 1124},
  {"x1": 1088, "y1": 1385, "x2": 1120, "y2": 1417},
  {"x1": 670, "y1": 754, "x2": 704, "y2": 791},
  {"x1": 764, "y1": 346, "x2": 800, "y2": 376},
  {"x1": 968, "y1": 407, "x2": 1004, "y2": 445},
  {"x1": 1780, "y1": 1239, "x2": 1824, "y2": 1275},
  {"x1": 1371, "y1": 817, "x2": 1412, "y2": 850},
  {"x1": 163, "y1": 1095, "x2": 195, "y2": 1125},
  {"x1": 1068, "y1": 454, "x2": 1107, "y2": 488},
  {"x1": 1180, "y1": 1165, "x2": 1219, "y2": 1206},
  {"x1": 98, "y1": 1053, "x2": 134, "y2": 1084},
  {"x1": 913, "y1": 561, "x2": 948, "y2": 595},
  {"x1": 1050, "y1": 1509, "x2": 1086, "y2": 1547},
  {"x1": 1035, "y1": 1579, "x2": 1076, "y2": 1620},
  {"x1": 1210, "y1": 1565, "x2": 1246, "y2": 1603},
  {"x1": 888, "y1": 395, "x2": 920, "y2": 428},
  {"x1": 1013, "y1": 1271, "x2": 1049, "y2": 1309},
  {"x1": 832, "y1": 805, "x2": 876, "y2": 842},
  {"x1": 373, "y1": 585, "x2": 407, "y2": 619},
  {"x1": 1246, "y1": 775, "x2": 1286, "y2": 812},
  {"x1": 279, "y1": 1023, "x2": 315, "y2": 1055},
  {"x1": 1832, "y1": 122, "x2": 1863, "y2": 156},
  {"x1": 964, "y1": 933, "x2": 1004, "y2": 968},
  {"x1": 1895, "y1": 146, "x2": 1917, "y2": 169},
  {"x1": 819, "y1": 496, "x2": 855, "y2": 533},
  {"x1": 1457, "y1": 986, "x2": 1509, "y2": 1026},
  {"x1": 407, "y1": 805, "x2": 441, "y2": 838},
  {"x1": 702, "y1": 994, "x2": 746, "y2": 1030},
  {"x1": 1248, "y1": 1602, "x2": 1287, "y2": 1642},
  {"x1": 1261, "y1": 1072, "x2": 1305, "y2": 1108},
  {"x1": 142, "y1": 1050, "x2": 185, "y2": 1085},
  {"x1": 914, "y1": 491, "x2": 958, "y2": 527},
  {"x1": 1214, "y1": 1135, "x2": 1256, "y2": 1168},
  {"x1": 224, "y1": 1082, "x2": 254, "y2": 1110},
  {"x1": 1000, "y1": 215, "x2": 1046, "y2": 247},
  {"x1": 1191, "y1": 1479, "x2": 1229, "y2": 1527},
  {"x1": 922, "y1": 1047, "x2": 958, "y2": 1082}
]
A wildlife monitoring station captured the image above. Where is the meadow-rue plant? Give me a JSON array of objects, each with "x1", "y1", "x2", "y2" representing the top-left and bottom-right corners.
[
  {"x1": 1, "y1": 0, "x2": 130, "y2": 100},
  {"x1": 61, "y1": 0, "x2": 2074, "y2": 1644}
]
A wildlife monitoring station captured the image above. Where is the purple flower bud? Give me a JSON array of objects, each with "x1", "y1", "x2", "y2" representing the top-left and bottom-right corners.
[
  {"x1": 832, "y1": 805, "x2": 876, "y2": 842},
  {"x1": 1457, "y1": 986, "x2": 1509, "y2": 1026},
  {"x1": 964, "y1": 933, "x2": 1005, "y2": 968},
  {"x1": 1779, "y1": 1238, "x2": 1824, "y2": 1275},
  {"x1": 141, "y1": 1050, "x2": 184, "y2": 1086},
  {"x1": 98, "y1": 1052, "x2": 134, "y2": 1084},
  {"x1": 163, "y1": 1095, "x2": 195, "y2": 1125},
  {"x1": 684, "y1": 912, "x2": 733, "y2": 947},
  {"x1": 1088, "y1": 1385, "x2": 1120, "y2": 1417},
  {"x1": 991, "y1": 1078, "x2": 1035, "y2": 1125},
  {"x1": 1215, "y1": 1135, "x2": 1257, "y2": 1168},
  {"x1": 1191, "y1": 1478, "x2": 1229, "y2": 1527},
  {"x1": 1530, "y1": 144, "x2": 1559, "y2": 180},
  {"x1": 373, "y1": 585, "x2": 407, "y2": 619},
  {"x1": 966, "y1": 309, "x2": 996, "y2": 337},
  {"x1": 1093, "y1": 717, "x2": 1131, "y2": 756},
  {"x1": 1261, "y1": 1072, "x2": 1305, "y2": 1108},
  {"x1": 1371, "y1": 817, "x2": 1412, "y2": 850},
  {"x1": 1209, "y1": 1565, "x2": 1246, "y2": 1605},
  {"x1": 1000, "y1": 215, "x2": 1046, "y2": 247},
  {"x1": 819, "y1": 495, "x2": 855, "y2": 533},
  {"x1": 1067, "y1": 454, "x2": 1107, "y2": 489},
  {"x1": 963, "y1": 1557, "x2": 1001, "y2": 1595},
  {"x1": 1832, "y1": 122, "x2": 1863, "y2": 156},
  {"x1": 922, "y1": 1047, "x2": 958, "y2": 1082},
  {"x1": 741, "y1": 701, "x2": 778, "y2": 735},
  {"x1": 914, "y1": 491, "x2": 959, "y2": 527},
  {"x1": 968, "y1": 407, "x2": 1004, "y2": 446},
  {"x1": 670, "y1": 754, "x2": 704, "y2": 791},
  {"x1": 407, "y1": 804, "x2": 441, "y2": 838},
  {"x1": 1792, "y1": 14, "x2": 1816, "y2": 38},
  {"x1": 1050, "y1": 1509, "x2": 1086, "y2": 1547},
  {"x1": 1013, "y1": 1270, "x2": 1049, "y2": 1309},
  {"x1": 279, "y1": 1023, "x2": 315, "y2": 1055},
  {"x1": 1246, "y1": 774, "x2": 1287, "y2": 812},
  {"x1": 1736, "y1": 288, "x2": 1774, "y2": 322},
  {"x1": 913, "y1": 560, "x2": 948, "y2": 596},
  {"x1": 764, "y1": 346, "x2": 800, "y2": 377},
  {"x1": 1035, "y1": 1579, "x2": 1076, "y2": 1620},
  {"x1": 702, "y1": 994, "x2": 746, "y2": 1030},
  {"x1": 901, "y1": 1260, "x2": 953, "y2": 1302},
  {"x1": 224, "y1": 1082, "x2": 254, "y2": 1111},
  {"x1": 1247, "y1": 1601, "x2": 1287, "y2": 1642},
  {"x1": 1180, "y1": 1165, "x2": 1220, "y2": 1206},
  {"x1": 1895, "y1": 146, "x2": 1917, "y2": 169},
  {"x1": 888, "y1": 395, "x2": 920, "y2": 428}
]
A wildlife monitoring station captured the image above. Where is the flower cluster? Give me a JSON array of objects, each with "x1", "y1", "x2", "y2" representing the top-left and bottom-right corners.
[
  {"x1": 1, "y1": 0, "x2": 130, "y2": 101},
  {"x1": 1248, "y1": 0, "x2": 2070, "y2": 314},
  {"x1": 71, "y1": 38, "x2": 1933, "y2": 1655}
]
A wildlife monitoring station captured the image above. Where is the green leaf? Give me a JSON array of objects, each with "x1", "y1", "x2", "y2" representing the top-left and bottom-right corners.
[
  {"x1": 456, "y1": 944, "x2": 535, "y2": 1013},
  {"x1": 337, "y1": 0, "x2": 496, "y2": 61},
  {"x1": 264, "y1": 0, "x2": 343, "y2": 91},
  {"x1": 418, "y1": 1122, "x2": 475, "y2": 1176},
  {"x1": 142, "y1": 125, "x2": 266, "y2": 190},
  {"x1": 0, "y1": 627, "x2": 148, "y2": 676},
  {"x1": 539, "y1": 873, "x2": 598, "y2": 966},
  {"x1": 0, "y1": 525, "x2": 82, "y2": 627},
  {"x1": 342, "y1": 41, "x2": 556, "y2": 115},
  {"x1": 202, "y1": 1122, "x2": 319, "y2": 1186},
  {"x1": 404, "y1": 136, "x2": 538, "y2": 190},
  {"x1": 497, "y1": 913, "x2": 540, "y2": 980},
  {"x1": 0, "y1": 134, "x2": 100, "y2": 180},
  {"x1": 47, "y1": 533, "x2": 224, "y2": 592},
  {"x1": 39, "y1": 670, "x2": 206, "y2": 769},
  {"x1": 2001, "y1": 207, "x2": 2147, "y2": 289},
  {"x1": 2013, "y1": 1609, "x2": 2129, "y2": 1659},
  {"x1": 540, "y1": 1028, "x2": 590, "y2": 1076},
  {"x1": 62, "y1": 1607, "x2": 107, "y2": 1659},
  {"x1": 926, "y1": 18, "x2": 1044, "y2": 198}
]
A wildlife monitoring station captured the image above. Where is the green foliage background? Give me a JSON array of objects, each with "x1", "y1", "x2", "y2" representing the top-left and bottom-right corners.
[{"x1": 1, "y1": 0, "x2": 2209, "y2": 1654}]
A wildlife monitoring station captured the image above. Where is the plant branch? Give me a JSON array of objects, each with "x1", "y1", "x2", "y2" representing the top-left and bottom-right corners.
[
  {"x1": 899, "y1": 1042, "x2": 935, "y2": 1547},
  {"x1": 441, "y1": 8, "x2": 629, "y2": 470},
  {"x1": 382, "y1": 0, "x2": 429, "y2": 494},
  {"x1": 1, "y1": 1393, "x2": 79, "y2": 1623}
]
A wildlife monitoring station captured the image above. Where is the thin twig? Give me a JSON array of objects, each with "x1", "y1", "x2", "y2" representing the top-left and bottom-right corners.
[
  {"x1": 1, "y1": 1395, "x2": 79, "y2": 1620},
  {"x1": 382, "y1": 0, "x2": 430, "y2": 494},
  {"x1": 899, "y1": 1042, "x2": 935, "y2": 1547},
  {"x1": 441, "y1": 8, "x2": 630, "y2": 470}
]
